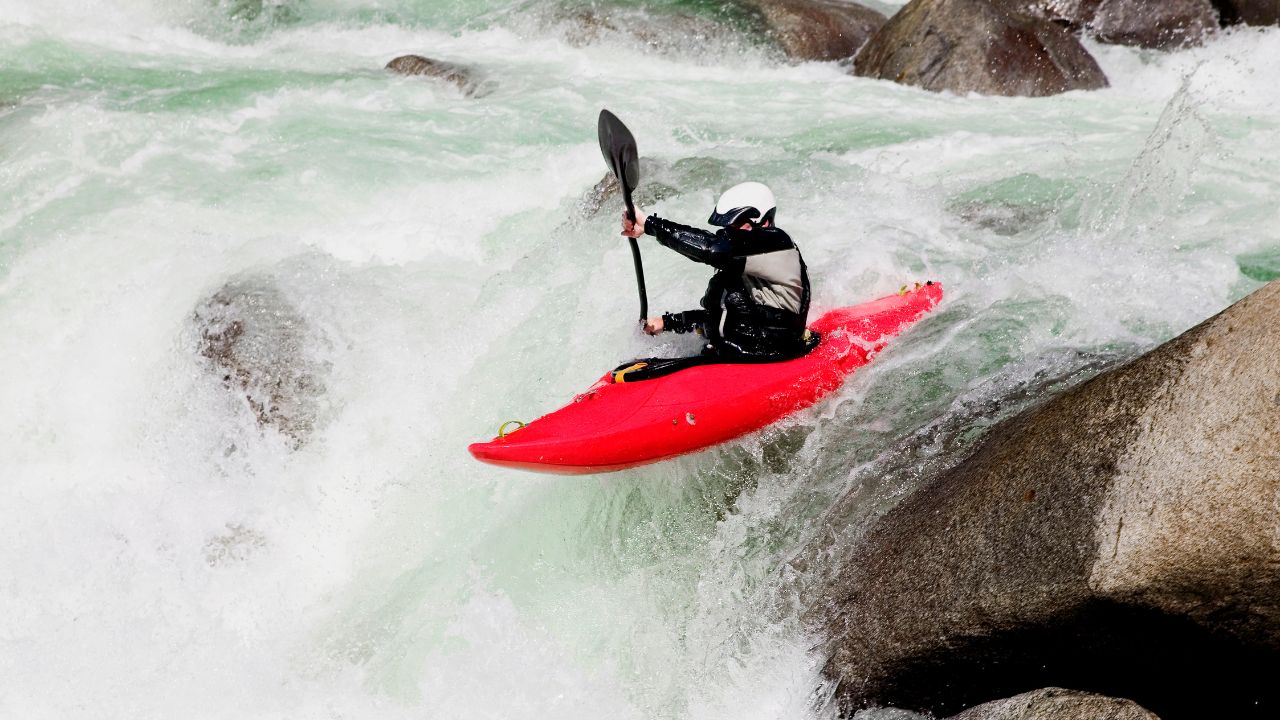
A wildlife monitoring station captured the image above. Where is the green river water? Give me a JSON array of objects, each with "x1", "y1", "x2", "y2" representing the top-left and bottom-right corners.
[{"x1": 2, "y1": 1, "x2": 1278, "y2": 718}]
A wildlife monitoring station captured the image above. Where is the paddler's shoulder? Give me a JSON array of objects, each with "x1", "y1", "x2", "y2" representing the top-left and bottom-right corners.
[{"x1": 723, "y1": 225, "x2": 796, "y2": 253}]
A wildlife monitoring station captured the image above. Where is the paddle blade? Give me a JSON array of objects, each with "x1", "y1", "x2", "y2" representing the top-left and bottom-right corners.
[{"x1": 597, "y1": 109, "x2": 640, "y2": 212}]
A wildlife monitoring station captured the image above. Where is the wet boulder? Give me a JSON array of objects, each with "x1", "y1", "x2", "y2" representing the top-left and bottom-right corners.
[
  {"x1": 1090, "y1": 0, "x2": 1218, "y2": 49},
  {"x1": 385, "y1": 55, "x2": 482, "y2": 96},
  {"x1": 193, "y1": 277, "x2": 330, "y2": 448},
  {"x1": 543, "y1": 0, "x2": 883, "y2": 62},
  {"x1": 1028, "y1": 0, "x2": 1220, "y2": 48},
  {"x1": 1211, "y1": 0, "x2": 1280, "y2": 25},
  {"x1": 819, "y1": 281, "x2": 1280, "y2": 718},
  {"x1": 1031, "y1": 0, "x2": 1102, "y2": 28},
  {"x1": 948, "y1": 688, "x2": 1159, "y2": 720},
  {"x1": 578, "y1": 158, "x2": 675, "y2": 219},
  {"x1": 577, "y1": 156, "x2": 733, "y2": 219},
  {"x1": 747, "y1": 0, "x2": 888, "y2": 61},
  {"x1": 852, "y1": 0, "x2": 1108, "y2": 97},
  {"x1": 550, "y1": 4, "x2": 741, "y2": 55}
]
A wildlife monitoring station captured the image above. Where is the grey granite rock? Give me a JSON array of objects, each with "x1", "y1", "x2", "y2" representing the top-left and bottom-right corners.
[
  {"x1": 819, "y1": 280, "x2": 1280, "y2": 718},
  {"x1": 852, "y1": 0, "x2": 1108, "y2": 96},
  {"x1": 948, "y1": 688, "x2": 1159, "y2": 720}
]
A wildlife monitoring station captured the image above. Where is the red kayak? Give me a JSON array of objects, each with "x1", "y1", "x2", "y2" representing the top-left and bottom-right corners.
[{"x1": 469, "y1": 282, "x2": 943, "y2": 474}]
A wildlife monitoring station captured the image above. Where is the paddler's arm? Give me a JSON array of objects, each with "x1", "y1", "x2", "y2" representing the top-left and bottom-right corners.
[
  {"x1": 660, "y1": 310, "x2": 706, "y2": 334},
  {"x1": 641, "y1": 214, "x2": 735, "y2": 269},
  {"x1": 642, "y1": 310, "x2": 705, "y2": 335}
]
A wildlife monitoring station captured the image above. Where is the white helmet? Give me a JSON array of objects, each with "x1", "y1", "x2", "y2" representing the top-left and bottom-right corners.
[{"x1": 708, "y1": 181, "x2": 776, "y2": 227}]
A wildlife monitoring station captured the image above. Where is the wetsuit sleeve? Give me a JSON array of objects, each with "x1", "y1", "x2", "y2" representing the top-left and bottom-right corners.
[
  {"x1": 644, "y1": 217, "x2": 794, "y2": 266},
  {"x1": 644, "y1": 215, "x2": 735, "y2": 269},
  {"x1": 661, "y1": 310, "x2": 707, "y2": 334}
]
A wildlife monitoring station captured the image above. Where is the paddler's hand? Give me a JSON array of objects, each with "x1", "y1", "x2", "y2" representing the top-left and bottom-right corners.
[
  {"x1": 643, "y1": 316, "x2": 664, "y2": 335},
  {"x1": 621, "y1": 210, "x2": 648, "y2": 239}
]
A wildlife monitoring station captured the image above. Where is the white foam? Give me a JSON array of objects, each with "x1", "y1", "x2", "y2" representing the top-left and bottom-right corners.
[{"x1": 3, "y1": 5, "x2": 1279, "y2": 720}]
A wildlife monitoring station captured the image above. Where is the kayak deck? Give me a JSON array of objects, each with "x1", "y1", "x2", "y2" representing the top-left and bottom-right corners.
[{"x1": 469, "y1": 282, "x2": 943, "y2": 474}]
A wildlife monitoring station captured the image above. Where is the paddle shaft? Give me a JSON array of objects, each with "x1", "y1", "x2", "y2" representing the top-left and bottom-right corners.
[
  {"x1": 598, "y1": 109, "x2": 648, "y2": 326},
  {"x1": 627, "y1": 238, "x2": 648, "y2": 322},
  {"x1": 621, "y1": 186, "x2": 648, "y2": 322}
]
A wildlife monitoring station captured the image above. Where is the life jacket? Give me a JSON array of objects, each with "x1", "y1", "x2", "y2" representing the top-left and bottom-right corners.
[{"x1": 645, "y1": 217, "x2": 811, "y2": 358}]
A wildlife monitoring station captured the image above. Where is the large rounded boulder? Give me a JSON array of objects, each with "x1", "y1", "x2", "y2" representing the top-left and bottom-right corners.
[
  {"x1": 1090, "y1": 0, "x2": 1218, "y2": 49},
  {"x1": 748, "y1": 0, "x2": 888, "y2": 61},
  {"x1": 852, "y1": 0, "x2": 1108, "y2": 96},
  {"x1": 818, "y1": 280, "x2": 1280, "y2": 718},
  {"x1": 1031, "y1": 0, "x2": 1220, "y2": 48}
]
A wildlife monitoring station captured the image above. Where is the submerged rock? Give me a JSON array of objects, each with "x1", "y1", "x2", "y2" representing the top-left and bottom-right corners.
[
  {"x1": 203, "y1": 523, "x2": 267, "y2": 566},
  {"x1": 948, "y1": 688, "x2": 1159, "y2": 720},
  {"x1": 948, "y1": 173, "x2": 1077, "y2": 236},
  {"x1": 546, "y1": 0, "x2": 884, "y2": 62},
  {"x1": 952, "y1": 200, "x2": 1055, "y2": 235},
  {"x1": 1211, "y1": 0, "x2": 1280, "y2": 25},
  {"x1": 225, "y1": 0, "x2": 301, "y2": 25},
  {"x1": 550, "y1": 4, "x2": 743, "y2": 55},
  {"x1": 819, "y1": 280, "x2": 1280, "y2": 718},
  {"x1": 1237, "y1": 247, "x2": 1280, "y2": 282},
  {"x1": 852, "y1": 0, "x2": 1108, "y2": 97},
  {"x1": 385, "y1": 55, "x2": 482, "y2": 96},
  {"x1": 748, "y1": 0, "x2": 887, "y2": 61},
  {"x1": 577, "y1": 156, "x2": 731, "y2": 219},
  {"x1": 578, "y1": 158, "x2": 673, "y2": 218},
  {"x1": 193, "y1": 277, "x2": 330, "y2": 448}
]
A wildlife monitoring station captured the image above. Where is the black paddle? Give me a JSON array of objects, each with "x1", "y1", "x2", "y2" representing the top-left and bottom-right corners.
[{"x1": 597, "y1": 109, "x2": 648, "y2": 324}]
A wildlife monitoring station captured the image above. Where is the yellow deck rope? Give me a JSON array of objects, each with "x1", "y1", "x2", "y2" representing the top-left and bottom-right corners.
[{"x1": 497, "y1": 420, "x2": 526, "y2": 439}]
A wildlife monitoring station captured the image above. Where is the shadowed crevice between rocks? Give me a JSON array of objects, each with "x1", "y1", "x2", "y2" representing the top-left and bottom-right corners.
[
  {"x1": 1208, "y1": 0, "x2": 1280, "y2": 26},
  {"x1": 866, "y1": 600, "x2": 1280, "y2": 718}
]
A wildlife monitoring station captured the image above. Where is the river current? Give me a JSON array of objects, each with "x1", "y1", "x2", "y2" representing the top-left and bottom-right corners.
[{"x1": 2, "y1": 1, "x2": 1277, "y2": 718}]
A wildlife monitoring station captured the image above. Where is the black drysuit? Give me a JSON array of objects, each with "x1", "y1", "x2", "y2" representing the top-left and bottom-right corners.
[{"x1": 644, "y1": 215, "x2": 811, "y2": 359}]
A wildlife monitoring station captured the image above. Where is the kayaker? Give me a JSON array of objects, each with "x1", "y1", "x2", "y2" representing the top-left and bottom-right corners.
[{"x1": 620, "y1": 181, "x2": 811, "y2": 360}]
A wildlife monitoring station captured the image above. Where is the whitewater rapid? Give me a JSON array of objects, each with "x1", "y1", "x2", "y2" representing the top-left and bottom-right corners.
[{"x1": 2, "y1": 1, "x2": 1278, "y2": 718}]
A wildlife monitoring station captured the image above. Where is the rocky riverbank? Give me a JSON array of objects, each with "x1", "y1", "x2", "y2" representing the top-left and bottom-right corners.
[
  {"x1": 382, "y1": 1, "x2": 1278, "y2": 97},
  {"x1": 817, "y1": 280, "x2": 1280, "y2": 718}
]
